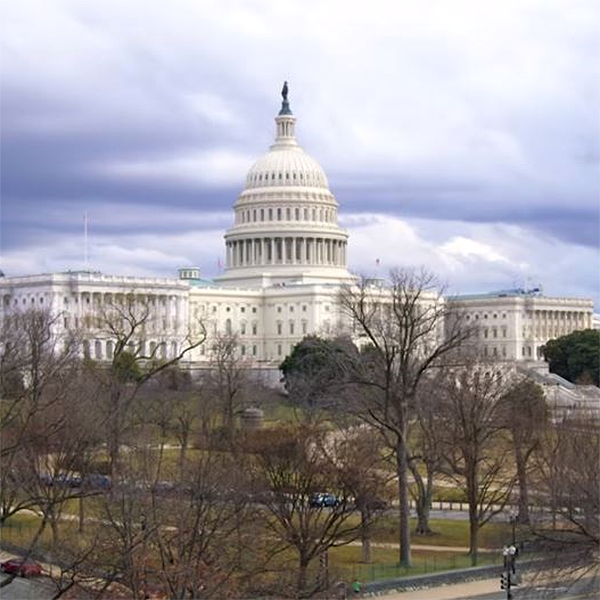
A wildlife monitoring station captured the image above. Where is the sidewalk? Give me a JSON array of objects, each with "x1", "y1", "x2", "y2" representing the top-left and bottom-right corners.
[
  {"x1": 347, "y1": 540, "x2": 496, "y2": 553},
  {"x1": 372, "y1": 577, "x2": 501, "y2": 599}
]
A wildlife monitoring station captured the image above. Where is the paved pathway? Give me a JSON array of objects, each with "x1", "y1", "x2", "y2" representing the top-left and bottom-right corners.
[
  {"x1": 372, "y1": 577, "x2": 501, "y2": 599},
  {"x1": 347, "y1": 540, "x2": 496, "y2": 553}
]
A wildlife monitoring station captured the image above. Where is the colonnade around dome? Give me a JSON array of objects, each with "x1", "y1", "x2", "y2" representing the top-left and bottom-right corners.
[{"x1": 225, "y1": 236, "x2": 347, "y2": 268}]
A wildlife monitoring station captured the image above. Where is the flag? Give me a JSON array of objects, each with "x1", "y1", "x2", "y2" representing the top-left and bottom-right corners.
[{"x1": 375, "y1": 258, "x2": 380, "y2": 267}]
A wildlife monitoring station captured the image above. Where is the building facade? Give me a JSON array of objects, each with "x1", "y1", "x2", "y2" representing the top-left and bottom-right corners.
[
  {"x1": 0, "y1": 92, "x2": 595, "y2": 377},
  {"x1": 448, "y1": 289, "x2": 594, "y2": 362}
]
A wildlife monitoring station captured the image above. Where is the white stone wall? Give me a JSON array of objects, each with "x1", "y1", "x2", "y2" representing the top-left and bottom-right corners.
[
  {"x1": 449, "y1": 294, "x2": 594, "y2": 362},
  {"x1": 1, "y1": 274, "x2": 595, "y2": 370}
]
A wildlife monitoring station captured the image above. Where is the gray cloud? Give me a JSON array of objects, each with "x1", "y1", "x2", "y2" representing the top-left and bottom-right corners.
[{"x1": 1, "y1": 0, "x2": 598, "y2": 304}]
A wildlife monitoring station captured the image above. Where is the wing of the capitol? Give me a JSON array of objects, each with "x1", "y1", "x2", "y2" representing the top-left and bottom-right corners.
[{"x1": 1, "y1": 88, "x2": 597, "y2": 415}]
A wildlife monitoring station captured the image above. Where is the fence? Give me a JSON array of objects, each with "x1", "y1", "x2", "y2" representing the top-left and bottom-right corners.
[{"x1": 339, "y1": 551, "x2": 503, "y2": 583}]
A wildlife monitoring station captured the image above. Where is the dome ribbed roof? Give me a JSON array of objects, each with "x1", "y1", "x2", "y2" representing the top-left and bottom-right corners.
[{"x1": 245, "y1": 147, "x2": 329, "y2": 189}]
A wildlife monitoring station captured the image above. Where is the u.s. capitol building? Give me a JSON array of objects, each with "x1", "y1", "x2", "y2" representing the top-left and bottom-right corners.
[{"x1": 0, "y1": 89, "x2": 595, "y2": 382}]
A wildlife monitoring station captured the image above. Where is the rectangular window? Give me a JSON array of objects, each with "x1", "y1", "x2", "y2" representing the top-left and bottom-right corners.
[
  {"x1": 277, "y1": 208, "x2": 282, "y2": 220},
  {"x1": 302, "y1": 321, "x2": 307, "y2": 334},
  {"x1": 289, "y1": 322, "x2": 294, "y2": 334},
  {"x1": 277, "y1": 323, "x2": 282, "y2": 335},
  {"x1": 277, "y1": 344, "x2": 282, "y2": 356},
  {"x1": 252, "y1": 345, "x2": 257, "y2": 356},
  {"x1": 269, "y1": 209, "x2": 273, "y2": 220},
  {"x1": 252, "y1": 323, "x2": 257, "y2": 335}
]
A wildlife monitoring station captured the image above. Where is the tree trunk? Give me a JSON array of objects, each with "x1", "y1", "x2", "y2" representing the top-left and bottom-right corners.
[
  {"x1": 78, "y1": 496, "x2": 85, "y2": 533},
  {"x1": 297, "y1": 557, "x2": 309, "y2": 598},
  {"x1": 360, "y1": 506, "x2": 372, "y2": 563},
  {"x1": 50, "y1": 515, "x2": 60, "y2": 546},
  {"x1": 178, "y1": 429, "x2": 189, "y2": 476},
  {"x1": 514, "y1": 443, "x2": 530, "y2": 524},
  {"x1": 467, "y1": 474, "x2": 479, "y2": 566},
  {"x1": 469, "y1": 514, "x2": 478, "y2": 566},
  {"x1": 397, "y1": 438, "x2": 412, "y2": 567},
  {"x1": 415, "y1": 498, "x2": 432, "y2": 535}
]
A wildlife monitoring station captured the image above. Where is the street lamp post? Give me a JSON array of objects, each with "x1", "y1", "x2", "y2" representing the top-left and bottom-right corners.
[
  {"x1": 500, "y1": 545, "x2": 518, "y2": 600},
  {"x1": 509, "y1": 512, "x2": 517, "y2": 547}
]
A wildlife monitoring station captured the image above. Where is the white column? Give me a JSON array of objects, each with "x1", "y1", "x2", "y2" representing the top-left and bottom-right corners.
[
  {"x1": 292, "y1": 237, "x2": 296, "y2": 264},
  {"x1": 271, "y1": 238, "x2": 275, "y2": 264},
  {"x1": 302, "y1": 238, "x2": 307, "y2": 264}
]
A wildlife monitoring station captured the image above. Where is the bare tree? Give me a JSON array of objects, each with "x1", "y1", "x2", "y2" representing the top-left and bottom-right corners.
[
  {"x1": 92, "y1": 293, "x2": 206, "y2": 480},
  {"x1": 438, "y1": 362, "x2": 515, "y2": 565},
  {"x1": 206, "y1": 334, "x2": 249, "y2": 448},
  {"x1": 0, "y1": 309, "x2": 81, "y2": 523},
  {"x1": 407, "y1": 376, "x2": 447, "y2": 535},
  {"x1": 499, "y1": 378, "x2": 548, "y2": 524},
  {"x1": 249, "y1": 424, "x2": 363, "y2": 597},
  {"x1": 532, "y1": 417, "x2": 599, "y2": 573},
  {"x1": 337, "y1": 268, "x2": 470, "y2": 566},
  {"x1": 332, "y1": 426, "x2": 392, "y2": 563}
]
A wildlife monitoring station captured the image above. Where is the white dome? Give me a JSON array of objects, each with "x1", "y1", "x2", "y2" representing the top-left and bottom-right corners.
[{"x1": 245, "y1": 147, "x2": 329, "y2": 190}]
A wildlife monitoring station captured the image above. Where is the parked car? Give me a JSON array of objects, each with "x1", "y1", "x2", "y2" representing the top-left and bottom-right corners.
[
  {"x1": 309, "y1": 492, "x2": 339, "y2": 508},
  {"x1": 1, "y1": 559, "x2": 43, "y2": 577},
  {"x1": 82, "y1": 473, "x2": 112, "y2": 490},
  {"x1": 38, "y1": 473, "x2": 82, "y2": 488}
]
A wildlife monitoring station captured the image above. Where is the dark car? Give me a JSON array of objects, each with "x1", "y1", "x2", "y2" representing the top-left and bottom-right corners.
[
  {"x1": 1, "y1": 559, "x2": 43, "y2": 577},
  {"x1": 39, "y1": 473, "x2": 82, "y2": 488},
  {"x1": 82, "y1": 473, "x2": 112, "y2": 490},
  {"x1": 309, "y1": 492, "x2": 339, "y2": 508}
]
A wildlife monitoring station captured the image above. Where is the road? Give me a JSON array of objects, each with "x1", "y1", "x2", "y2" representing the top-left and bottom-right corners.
[{"x1": 0, "y1": 574, "x2": 55, "y2": 599}]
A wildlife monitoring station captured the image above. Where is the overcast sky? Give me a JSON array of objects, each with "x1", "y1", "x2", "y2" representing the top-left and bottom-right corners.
[{"x1": 1, "y1": 0, "x2": 598, "y2": 306}]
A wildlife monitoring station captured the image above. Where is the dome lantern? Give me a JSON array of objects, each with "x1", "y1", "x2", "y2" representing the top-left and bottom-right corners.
[{"x1": 274, "y1": 81, "x2": 297, "y2": 148}]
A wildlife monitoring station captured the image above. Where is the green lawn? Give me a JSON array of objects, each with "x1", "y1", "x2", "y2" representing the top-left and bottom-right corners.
[
  {"x1": 368, "y1": 516, "x2": 509, "y2": 549},
  {"x1": 329, "y1": 544, "x2": 501, "y2": 582}
]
